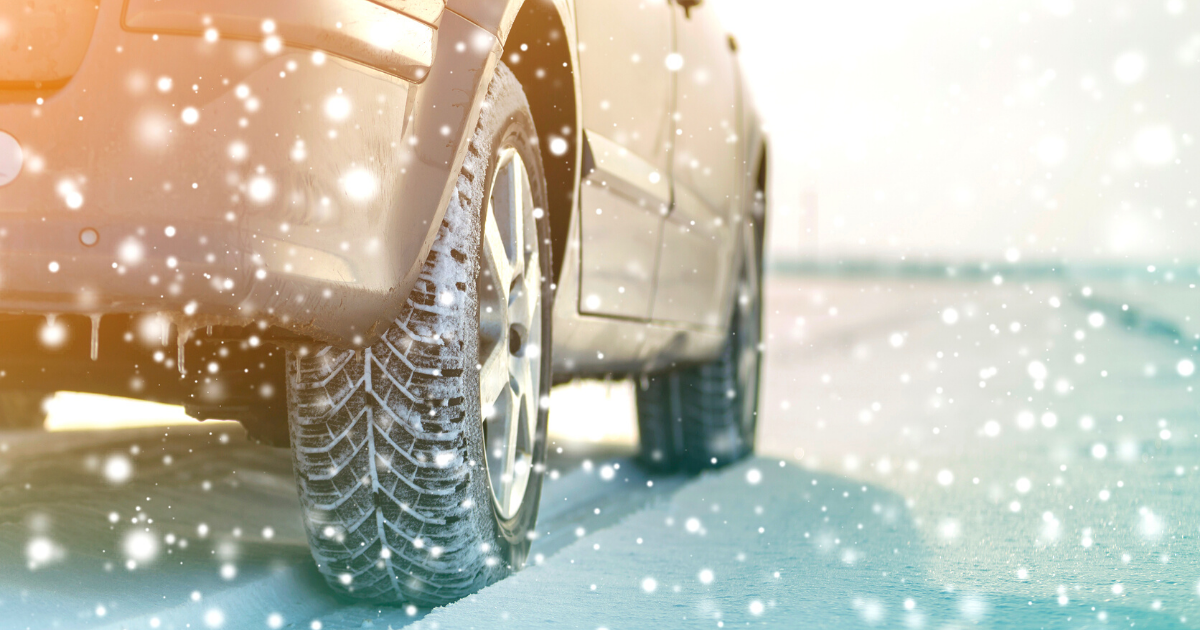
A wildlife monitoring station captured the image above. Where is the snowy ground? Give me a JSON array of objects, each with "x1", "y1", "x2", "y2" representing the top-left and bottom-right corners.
[{"x1": 3, "y1": 275, "x2": 1200, "y2": 629}]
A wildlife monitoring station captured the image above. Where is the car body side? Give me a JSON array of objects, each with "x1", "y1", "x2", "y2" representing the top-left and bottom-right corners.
[
  {"x1": 0, "y1": 0, "x2": 765, "y2": 422},
  {"x1": 0, "y1": 1, "x2": 501, "y2": 347},
  {"x1": 463, "y1": 0, "x2": 768, "y2": 378}
]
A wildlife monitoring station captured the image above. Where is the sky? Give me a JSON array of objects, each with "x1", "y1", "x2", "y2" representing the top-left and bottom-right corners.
[{"x1": 710, "y1": 0, "x2": 1199, "y2": 264}]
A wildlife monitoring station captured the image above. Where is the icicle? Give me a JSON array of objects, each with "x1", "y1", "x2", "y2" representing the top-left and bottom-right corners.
[
  {"x1": 177, "y1": 324, "x2": 193, "y2": 376},
  {"x1": 89, "y1": 314, "x2": 101, "y2": 361},
  {"x1": 206, "y1": 325, "x2": 213, "y2": 336},
  {"x1": 160, "y1": 315, "x2": 170, "y2": 346}
]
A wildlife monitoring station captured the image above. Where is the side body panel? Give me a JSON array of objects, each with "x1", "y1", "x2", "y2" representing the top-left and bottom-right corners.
[
  {"x1": 0, "y1": 2, "x2": 507, "y2": 350},
  {"x1": 548, "y1": 0, "x2": 760, "y2": 378},
  {"x1": 651, "y1": 1, "x2": 741, "y2": 330},
  {"x1": 573, "y1": 0, "x2": 674, "y2": 319}
]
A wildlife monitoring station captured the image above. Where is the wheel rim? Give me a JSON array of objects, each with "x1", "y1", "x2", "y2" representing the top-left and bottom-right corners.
[{"x1": 478, "y1": 148, "x2": 543, "y2": 519}]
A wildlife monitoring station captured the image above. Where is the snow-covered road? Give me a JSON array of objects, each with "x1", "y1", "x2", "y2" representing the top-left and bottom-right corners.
[
  {"x1": 0, "y1": 423, "x2": 687, "y2": 630},
  {"x1": 3, "y1": 276, "x2": 1199, "y2": 629}
]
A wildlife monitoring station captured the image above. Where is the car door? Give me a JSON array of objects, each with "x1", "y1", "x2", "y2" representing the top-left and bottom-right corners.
[
  {"x1": 574, "y1": 0, "x2": 675, "y2": 320},
  {"x1": 651, "y1": 0, "x2": 741, "y2": 329}
]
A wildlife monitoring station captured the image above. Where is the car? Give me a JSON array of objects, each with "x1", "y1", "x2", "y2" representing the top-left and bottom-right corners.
[{"x1": 0, "y1": 0, "x2": 768, "y2": 605}]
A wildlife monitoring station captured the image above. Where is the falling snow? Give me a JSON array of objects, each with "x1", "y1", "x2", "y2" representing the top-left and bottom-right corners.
[{"x1": 2, "y1": 1, "x2": 1200, "y2": 629}]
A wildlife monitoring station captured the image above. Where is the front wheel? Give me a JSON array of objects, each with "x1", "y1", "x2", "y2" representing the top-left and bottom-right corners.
[{"x1": 285, "y1": 63, "x2": 552, "y2": 606}]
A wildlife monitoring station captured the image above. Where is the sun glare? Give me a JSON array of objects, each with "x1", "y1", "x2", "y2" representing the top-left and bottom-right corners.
[
  {"x1": 41, "y1": 385, "x2": 631, "y2": 439},
  {"x1": 43, "y1": 392, "x2": 235, "y2": 432},
  {"x1": 546, "y1": 381, "x2": 637, "y2": 445}
]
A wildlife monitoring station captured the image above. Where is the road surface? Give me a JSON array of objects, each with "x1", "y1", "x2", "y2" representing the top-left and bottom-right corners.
[{"x1": 2, "y1": 275, "x2": 1198, "y2": 629}]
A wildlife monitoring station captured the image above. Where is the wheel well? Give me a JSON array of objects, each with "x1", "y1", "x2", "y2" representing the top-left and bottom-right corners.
[
  {"x1": 504, "y1": 1, "x2": 578, "y2": 283},
  {"x1": 752, "y1": 142, "x2": 768, "y2": 276},
  {"x1": 755, "y1": 143, "x2": 769, "y2": 198}
]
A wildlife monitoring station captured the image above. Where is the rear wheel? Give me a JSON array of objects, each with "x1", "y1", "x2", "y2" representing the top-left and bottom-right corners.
[
  {"x1": 636, "y1": 231, "x2": 762, "y2": 472},
  {"x1": 0, "y1": 391, "x2": 49, "y2": 430},
  {"x1": 285, "y1": 63, "x2": 551, "y2": 606}
]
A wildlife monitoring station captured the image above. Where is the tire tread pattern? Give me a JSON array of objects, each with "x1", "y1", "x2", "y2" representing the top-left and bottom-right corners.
[
  {"x1": 635, "y1": 264, "x2": 760, "y2": 472},
  {"x1": 636, "y1": 336, "x2": 753, "y2": 472},
  {"x1": 286, "y1": 66, "x2": 532, "y2": 606}
]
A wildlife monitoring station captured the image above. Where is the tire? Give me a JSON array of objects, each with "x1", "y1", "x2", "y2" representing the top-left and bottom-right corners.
[
  {"x1": 636, "y1": 230, "x2": 762, "y2": 472},
  {"x1": 285, "y1": 63, "x2": 552, "y2": 606},
  {"x1": 0, "y1": 391, "x2": 49, "y2": 430}
]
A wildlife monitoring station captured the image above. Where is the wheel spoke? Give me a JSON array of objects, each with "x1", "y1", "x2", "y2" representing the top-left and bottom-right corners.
[
  {"x1": 499, "y1": 384, "x2": 521, "y2": 515},
  {"x1": 482, "y1": 206, "x2": 514, "y2": 293},
  {"x1": 479, "y1": 340, "x2": 508, "y2": 412},
  {"x1": 505, "y1": 454, "x2": 531, "y2": 516},
  {"x1": 508, "y1": 156, "x2": 527, "y2": 280},
  {"x1": 517, "y1": 317, "x2": 541, "y2": 453},
  {"x1": 515, "y1": 251, "x2": 541, "y2": 329},
  {"x1": 510, "y1": 350, "x2": 535, "y2": 406}
]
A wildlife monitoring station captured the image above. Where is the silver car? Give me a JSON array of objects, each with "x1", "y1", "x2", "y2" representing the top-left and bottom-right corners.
[{"x1": 0, "y1": 0, "x2": 767, "y2": 605}]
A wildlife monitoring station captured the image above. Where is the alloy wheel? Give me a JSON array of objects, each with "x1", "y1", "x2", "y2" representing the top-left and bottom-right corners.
[{"x1": 477, "y1": 148, "x2": 543, "y2": 519}]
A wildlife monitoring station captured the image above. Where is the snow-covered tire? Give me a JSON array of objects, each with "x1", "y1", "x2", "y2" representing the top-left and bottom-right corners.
[
  {"x1": 0, "y1": 391, "x2": 49, "y2": 430},
  {"x1": 285, "y1": 63, "x2": 552, "y2": 607},
  {"x1": 636, "y1": 230, "x2": 762, "y2": 472}
]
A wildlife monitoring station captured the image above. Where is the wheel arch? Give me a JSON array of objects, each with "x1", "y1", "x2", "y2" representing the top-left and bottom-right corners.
[
  {"x1": 752, "y1": 140, "x2": 769, "y2": 272},
  {"x1": 498, "y1": 0, "x2": 582, "y2": 285}
]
